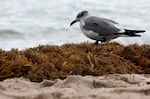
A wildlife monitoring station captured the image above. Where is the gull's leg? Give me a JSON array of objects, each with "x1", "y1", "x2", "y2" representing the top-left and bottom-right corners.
[
  {"x1": 100, "y1": 37, "x2": 107, "y2": 44},
  {"x1": 94, "y1": 40, "x2": 99, "y2": 45}
]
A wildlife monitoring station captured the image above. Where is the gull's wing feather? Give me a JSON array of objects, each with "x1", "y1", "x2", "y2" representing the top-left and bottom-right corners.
[{"x1": 83, "y1": 16, "x2": 122, "y2": 36}]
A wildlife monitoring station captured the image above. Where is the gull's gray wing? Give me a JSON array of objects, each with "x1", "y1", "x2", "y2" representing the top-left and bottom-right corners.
[
  {"x1": 83, "y1": 16, "x2": 121, "y2": 36},
  {"x1": 101, "y1": 18, "x2": 119, "y2": 24}
]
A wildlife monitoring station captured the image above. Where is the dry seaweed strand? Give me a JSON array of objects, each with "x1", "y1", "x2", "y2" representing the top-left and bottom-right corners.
[{"x1": 0, "y1": 42, "x2": 149, "y2": 82}]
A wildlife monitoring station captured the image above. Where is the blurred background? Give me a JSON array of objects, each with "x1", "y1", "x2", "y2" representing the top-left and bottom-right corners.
[{"x1": 0, "y1": 0, "x2": 149, "y2": 50}]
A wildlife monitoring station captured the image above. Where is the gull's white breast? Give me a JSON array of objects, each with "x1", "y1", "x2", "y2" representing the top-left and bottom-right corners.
[
  {"x1": 80, "y1": 25, "x2": 100, "y2": 40},
  {"x1": 79, "y1": 20, "x2": 103, "y2": 40}
]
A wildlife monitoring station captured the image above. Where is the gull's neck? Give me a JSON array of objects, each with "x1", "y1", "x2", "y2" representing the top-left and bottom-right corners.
[{"x1": 80, "y1": 14, "x2": 90, "y2": 26}]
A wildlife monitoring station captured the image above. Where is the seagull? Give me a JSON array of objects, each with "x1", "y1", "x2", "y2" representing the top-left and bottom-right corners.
[{"x1": 70, "y1": 10, "x2": 146, "y2": 44}]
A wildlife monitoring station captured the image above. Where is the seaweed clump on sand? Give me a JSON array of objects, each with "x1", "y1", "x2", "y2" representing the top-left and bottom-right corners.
[
  {"x1": 0, "y1": 42, "x2": 149, "y2": 82},
  {"x1": 121, "y1": 44, "x2": 150, "y2": 73}
]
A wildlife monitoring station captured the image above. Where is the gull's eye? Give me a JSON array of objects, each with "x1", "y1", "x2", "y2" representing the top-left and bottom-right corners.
[
  {"x1": 77, "y1": 13, "x2": 82, "y2": 18},
  {"x1": 77, "y1": 11, "x2": 88, "y2": 18},
  {"x1": 77, "y1": 12, "x2": 84, "y2": 18}
]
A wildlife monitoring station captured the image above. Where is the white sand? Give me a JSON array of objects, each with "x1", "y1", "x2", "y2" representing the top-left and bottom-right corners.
[{"x1": 0, "y1": 74, "x2": 150, "y2": 99}]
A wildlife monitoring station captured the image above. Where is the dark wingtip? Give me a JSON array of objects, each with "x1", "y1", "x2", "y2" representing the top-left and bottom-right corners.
[
  {"x1": 134, "y1": 34, "x2": 141, "y2": 37},
  {"x1": 125, "y1": 29, "x2": 146, "y2": 33},
  {"x1": 138, "y1": 30, "x2": 146, "y2": 33},
  {"x1": 143, "y1": 30, "x2": 146, "y2": 32}
]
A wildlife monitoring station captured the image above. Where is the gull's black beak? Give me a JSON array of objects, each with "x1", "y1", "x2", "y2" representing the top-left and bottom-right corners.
[{"x1": 70, "y1": 19, "x2": 78, "y2": 26}]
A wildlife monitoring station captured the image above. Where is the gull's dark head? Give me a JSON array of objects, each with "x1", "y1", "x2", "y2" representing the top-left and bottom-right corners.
[{"x1": 70, "y1": 10, "x2": 89, "y2": 26}]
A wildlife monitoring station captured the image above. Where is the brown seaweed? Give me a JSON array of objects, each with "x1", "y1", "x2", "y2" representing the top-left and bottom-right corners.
[{"x1": 0, "y1": 42, "x2": 149, "y2": 82}]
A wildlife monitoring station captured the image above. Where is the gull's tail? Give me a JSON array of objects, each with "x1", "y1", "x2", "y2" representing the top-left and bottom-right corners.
[{"x1": 123, "y1": 29, "x2": 146, "y2": 37}]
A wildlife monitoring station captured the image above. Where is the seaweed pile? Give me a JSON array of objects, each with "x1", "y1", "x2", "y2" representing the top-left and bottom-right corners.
[{"x1": 0, "y1": 42, "x2": 150, "y2": 82}]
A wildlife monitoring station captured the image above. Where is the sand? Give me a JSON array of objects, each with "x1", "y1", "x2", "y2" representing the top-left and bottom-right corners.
[{"x1": 0, "y1": 74, "x2": 150, "y2": 99}]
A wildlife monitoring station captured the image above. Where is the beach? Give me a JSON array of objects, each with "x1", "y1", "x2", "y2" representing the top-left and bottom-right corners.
[
  {"x1": 0, "y1": 74, "x2": 150, "y2": 99},
  {"x1": 0, "y1": 43, "x2": 150, "y2": 99},
  {"x1": 0, "y1": 0, "x2": 150, "y2": 98}
]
